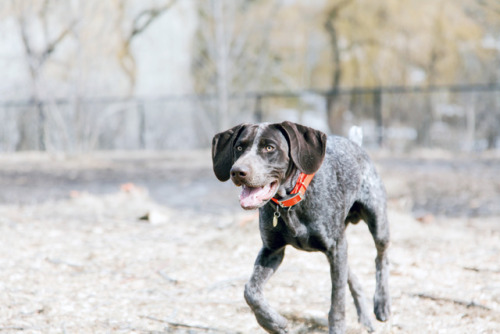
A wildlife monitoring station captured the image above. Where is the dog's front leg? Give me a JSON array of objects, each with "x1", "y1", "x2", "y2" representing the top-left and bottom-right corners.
[
  {"x1": 326, "y1": 235, "x2": 348, "y2": 334},
  {"x1": 244, "y1": 247, "x2": 288, "y2": 334}
]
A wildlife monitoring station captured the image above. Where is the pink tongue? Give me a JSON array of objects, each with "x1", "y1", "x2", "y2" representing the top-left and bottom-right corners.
[{"x1": 239, "y1": 184, "x2": 271, "y2": 208}]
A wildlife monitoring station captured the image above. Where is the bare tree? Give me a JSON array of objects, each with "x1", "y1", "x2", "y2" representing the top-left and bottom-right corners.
[
  {"x1": 191, "y1": 0, "x2": 283, "y2": 133},
  {"x1": 114, "y1": 0, "x2": 177, "y2": 95},
  {"x1": 13, "y1": 0, "x2": 76, "y2": 150},
  {"x1": 324, "y1": 0, "x2": 353, "y2": 134},
  {"x1": 213, "y1": 0, "x2": 229, "y2": 131}
]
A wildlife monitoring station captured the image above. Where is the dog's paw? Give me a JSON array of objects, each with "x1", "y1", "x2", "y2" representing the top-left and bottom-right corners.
[
  {"x1": 256, "y1": 312, "x2": 288, "y2": 334},
  {"x1": 273, "y1": 315, "x2": 289, "y2": 334},
  {"x1": 374, "y1": 297, "x2": 391, "y2": 322},
  {"x1": 359, "y1": 314, "x2": 375, "y2": 332}
]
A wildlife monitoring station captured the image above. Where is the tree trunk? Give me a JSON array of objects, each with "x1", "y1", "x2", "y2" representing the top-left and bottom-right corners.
[
  {"x1": 213, "y1": 0, "x2": 229, "y2": 132},
  {"x1": 324, "y1": 1, "x2": 352, "y2": 135}
]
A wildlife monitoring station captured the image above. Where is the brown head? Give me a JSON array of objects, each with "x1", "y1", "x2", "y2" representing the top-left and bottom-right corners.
[{"x1": 212, "y1": 121, "x2": 327, "y2": 210}]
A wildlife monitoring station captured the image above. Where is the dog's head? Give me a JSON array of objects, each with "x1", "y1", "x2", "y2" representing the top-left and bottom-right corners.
[{"x1": 212, "y1": 121, "x2": 327, "y2": 210}]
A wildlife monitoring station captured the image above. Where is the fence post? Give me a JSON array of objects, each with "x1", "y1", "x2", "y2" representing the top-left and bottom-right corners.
[
  {"x1": 465, "y1": 95, "x2": 475, "y2": 151},
  {"x1": 138, "y1": 101, "x2": 146, "y2": 149},
  {"x1": 254, "y1": 94, "x2": 263, "y2": 122},
  {"x1": 374, "y1": 88, "x2": 383, "y2": 147},
  {"x1": 37, "y1": 101, "x2": 46, "y2": 151}
]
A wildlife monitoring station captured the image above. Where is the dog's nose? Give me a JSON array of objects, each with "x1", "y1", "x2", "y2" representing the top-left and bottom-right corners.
[{"x1": 230, "y1": 165, "x2": 249, "y2": 180}]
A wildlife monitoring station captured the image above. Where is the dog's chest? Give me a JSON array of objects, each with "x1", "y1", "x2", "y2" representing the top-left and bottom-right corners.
[
  {"x1": 278, "y1": 209, "x2": 336, "y2": 252},
  {"x1": 287, "y1": 230, "x2": 331, "y2": 252}
]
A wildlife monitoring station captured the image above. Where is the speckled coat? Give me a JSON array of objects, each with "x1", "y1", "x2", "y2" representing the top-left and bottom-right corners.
[{"x1": 212, "y1": 122, "x2": 390, "y2": 334}]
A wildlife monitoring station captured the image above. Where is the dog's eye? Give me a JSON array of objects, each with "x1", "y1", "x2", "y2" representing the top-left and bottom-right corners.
[
  {"x1": 265, "y1": 145, "x2": 275, "y2": 152},
  {"x1": 236, "y1": 146, "x2": 243, "y2": 152}
]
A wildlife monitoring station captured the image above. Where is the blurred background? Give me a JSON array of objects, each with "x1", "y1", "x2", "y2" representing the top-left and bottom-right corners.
[
  {"x1": 1, "y1": 1, "x2": 500, "y2": 333},
  {"x1": 1, "y1": 0, "x2": 499, "y2": 152}
]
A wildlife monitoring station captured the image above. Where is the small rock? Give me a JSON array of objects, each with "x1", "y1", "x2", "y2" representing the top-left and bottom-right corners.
[
  {"x1": 415, "y1": 213, "x2": 435, "y2": 224},
  {"x1": 139, "y1": 210, "x2": 168, "y2": 225}
]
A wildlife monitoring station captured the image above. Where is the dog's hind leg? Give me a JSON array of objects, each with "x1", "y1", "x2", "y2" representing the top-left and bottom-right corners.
[
  {"x1": 371, "y1": 215, "x2": 391, "y2": 322},
  {"x1": 348, "y1": 267, "x2": 374, "y2": 332},
  {"x1": 355, "y1": 163, "x2": 392, "y2": 323},
  {"x1": 244, "y1": 247, "x2": 288, "y2": 334},
  {"x1": 347, "y1": 196, "x2": 391, "y2": 322},
  {"x1": 363, "y1": 202, "x2": 391, "y2": 322}
]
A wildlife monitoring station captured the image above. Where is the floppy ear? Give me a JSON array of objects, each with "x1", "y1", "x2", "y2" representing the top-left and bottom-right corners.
[
  {"x1": 278, "y1": 121, "x2": 327, "y2": 174},
  {"x1": 212, "y1": 124, "x2": 247, "y2": 181}
]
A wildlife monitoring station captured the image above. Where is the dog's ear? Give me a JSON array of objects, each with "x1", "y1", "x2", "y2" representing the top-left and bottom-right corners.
[
  {"x1": 277, "y1": 121, "x2": 327, "y2": 174},
  {"x1": 212, "y1": 123, "x2": 248, "y2": 181}
]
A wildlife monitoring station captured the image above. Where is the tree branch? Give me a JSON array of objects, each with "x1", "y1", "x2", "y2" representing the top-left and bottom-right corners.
[
  {"x1": 40, "y1": 22, "x2": 76, "y2": 65},
  {"x1": 411, "y1": 293, "x2": 493, "y2": 311},
  {"x1": 140, "y1": 315, "x2": 241, "y2": 334},
  {"x1": 325, "y1": 0, "x2": 353, "y2": 22},
  {"x1": 17, "y1": 14, "x2": 34, "y2": 60},
  {"x1": 129, "y1": 0, "x2": 177, "y2": 40}
]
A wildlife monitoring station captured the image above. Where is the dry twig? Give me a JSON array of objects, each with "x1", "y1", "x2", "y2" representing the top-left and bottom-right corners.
[
  {"x1": 463, "y1": 266, "x2": 500, "y2": 274},
  {"x1": 140, "y1": 315, "x2": 241, "y2": 334},
  {"x1": 157, "y1": 270, "x2": 178, "y2": 284},
  {"x1": 411, "y1": 293, "x2": 493, "y2": 311}
]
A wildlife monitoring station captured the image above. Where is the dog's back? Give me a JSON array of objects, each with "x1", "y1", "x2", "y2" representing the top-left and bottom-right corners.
[{"x1": 212, "y1": 122, "x2": 390, "y2": 333}]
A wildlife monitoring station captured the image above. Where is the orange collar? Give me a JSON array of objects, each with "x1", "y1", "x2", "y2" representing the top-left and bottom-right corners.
[{"x1": 271, "y1": 173, "x2": 315, "y2": 208}]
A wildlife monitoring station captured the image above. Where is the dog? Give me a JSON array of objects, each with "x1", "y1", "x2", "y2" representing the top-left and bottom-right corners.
[{"x1": 212, "y1": 121, "x2": 390, "y2": 333}]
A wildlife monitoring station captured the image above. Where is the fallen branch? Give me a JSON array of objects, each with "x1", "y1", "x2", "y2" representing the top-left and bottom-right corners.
[
  {"x1": 206, "y1": 275, "x2": 247, "y2": 292},
  {"x1": 0, "y1": 327, "x2": 28, "y2": 331},
  {"x1": 140, "y1": 315, "x2": 241, "y2": 334},
  {"x1": 157, "y1": 270, "x2": 178, "y2": 284},
  {"x1": 411, "y1": 293, "x2": 493, "y2": 311},
  {"x1": 463, "y1": 266, "x2": 500, "y2": 274},
  {"x1": 46, "y1": 257, "x2": 84, "y2": 269}
]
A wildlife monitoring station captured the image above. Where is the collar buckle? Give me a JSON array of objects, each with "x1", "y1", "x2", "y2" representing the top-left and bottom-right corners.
[
  {"x1": 271, "y1": 172, "x2": 314, "y2": 208},
  {"x1": 273, "y1": 192, "x2": 304, "y2": 208}
]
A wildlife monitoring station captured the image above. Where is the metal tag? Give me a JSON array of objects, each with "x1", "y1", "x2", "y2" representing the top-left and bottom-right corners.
[{"x1": 273, "y1": 211, "x2": 280, "y2": 227}]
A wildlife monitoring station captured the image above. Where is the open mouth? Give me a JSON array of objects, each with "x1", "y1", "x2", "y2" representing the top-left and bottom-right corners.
[{"x1": 239, "y1": 181, "x2": 279, "y2": 210}]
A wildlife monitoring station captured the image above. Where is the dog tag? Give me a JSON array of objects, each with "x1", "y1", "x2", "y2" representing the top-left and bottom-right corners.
[{"x1": 273, "y1": 211, "x2": 280, "y2": 227}]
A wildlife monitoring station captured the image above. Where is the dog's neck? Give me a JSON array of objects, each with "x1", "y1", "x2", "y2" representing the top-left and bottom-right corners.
[{"x1": 276, "y1": 168, "x2": 302, "y2": 198}]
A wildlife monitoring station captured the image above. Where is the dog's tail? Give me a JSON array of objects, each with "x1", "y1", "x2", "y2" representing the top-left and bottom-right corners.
[{"x1": 348, "y1": 126, "x2": 363, "y2": 147}]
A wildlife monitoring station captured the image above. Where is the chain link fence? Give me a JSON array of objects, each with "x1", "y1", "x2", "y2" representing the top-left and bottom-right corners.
[
  {"x1": 254, "y1": 84, "x2": 500, "y2": 151},
  {"x1": 1, "y1": 84, "x2": 499, "y2": 152}
]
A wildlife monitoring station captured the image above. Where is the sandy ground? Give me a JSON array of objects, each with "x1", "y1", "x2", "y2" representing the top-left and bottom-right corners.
[{"x1": 0, "y1": 151, "x2": 499, "y2": 333}]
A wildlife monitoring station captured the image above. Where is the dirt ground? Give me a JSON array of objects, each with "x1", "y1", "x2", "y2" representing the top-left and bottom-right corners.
[{"x1": 0, "y1": 150, "x2": 499, "y2": 333}]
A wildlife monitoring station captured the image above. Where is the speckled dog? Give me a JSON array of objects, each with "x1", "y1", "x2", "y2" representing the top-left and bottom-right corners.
[{"x1": 212, "y1": 121, "x2": 390, "y2": 334}]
